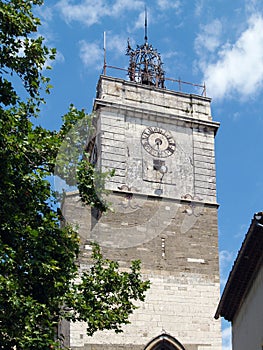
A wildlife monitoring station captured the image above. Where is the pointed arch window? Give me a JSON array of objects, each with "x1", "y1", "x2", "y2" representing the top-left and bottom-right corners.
[{"x1": 144, "y1": 334, "x2": 186, "y2": 350}]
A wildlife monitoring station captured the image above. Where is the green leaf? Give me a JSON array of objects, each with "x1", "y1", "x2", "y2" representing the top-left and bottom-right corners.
[{"x1": 0, "y1": 2, "x2": 150, "y2": 349}]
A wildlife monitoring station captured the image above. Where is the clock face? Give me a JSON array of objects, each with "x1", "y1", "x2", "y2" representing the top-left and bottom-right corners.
[{"x1": 141, "y1": 127, "x2": 176, "y2": 157}]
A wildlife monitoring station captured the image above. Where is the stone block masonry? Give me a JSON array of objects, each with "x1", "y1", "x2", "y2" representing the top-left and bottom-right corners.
[
  {"x1": 62, "y1": 192, "x2": 222, "y2": 350},
  {"x1": 93, "y1": 76, "x2": 219, "y2": 204},
  {"x1": 61, "y1": 75, "x2": 222, "y2": 350}
]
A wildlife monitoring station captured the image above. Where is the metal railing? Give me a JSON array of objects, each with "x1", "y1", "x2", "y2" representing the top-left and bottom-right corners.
[{"x1": 102, "y1": 64, "x2": 206, "y2": 97}]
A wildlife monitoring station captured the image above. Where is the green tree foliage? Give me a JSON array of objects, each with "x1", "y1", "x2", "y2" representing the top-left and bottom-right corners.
[
  {"x1": 55, "y1": 105, "x2": 114, "y2": 211},
  {"x1": 0, "y1": 1, "x2": 150, "y2": 349}
]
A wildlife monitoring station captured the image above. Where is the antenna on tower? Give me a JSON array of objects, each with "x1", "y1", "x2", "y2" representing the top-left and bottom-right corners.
[
  {"x1": 144, "y1": 6, "x2": 148, "y2": 43},
  {"x1": 103, "y1": 31, "x2": 106, "y2": 75}
]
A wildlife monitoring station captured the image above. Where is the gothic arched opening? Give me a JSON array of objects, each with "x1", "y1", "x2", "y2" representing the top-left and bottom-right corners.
[{"x1": 144, "y1": 334, "x2": 186, "y2": 350}]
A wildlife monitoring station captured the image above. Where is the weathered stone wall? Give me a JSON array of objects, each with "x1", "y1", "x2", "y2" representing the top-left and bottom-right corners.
[
  {"x1": 95, "y1": 76, "x2": 212, "y2": 123},
  {"x1": 78, "y1": 195, "x2": 218, "y2": 273},
  {"x1": 68, "y1": 268, "x2": 221, "y2": 349},
  {"x1": 93, "y1": 76, "x2": 219, "y2": 204},
  {"x1": 193, "y1": 129, "x2": 216, "y2": 202},
  {"x1": 62, "y1": 193, "x2": 221, "y2": 350},
  {"x1": 61, "y1": 76, "x2": 222, "y2": 350}
]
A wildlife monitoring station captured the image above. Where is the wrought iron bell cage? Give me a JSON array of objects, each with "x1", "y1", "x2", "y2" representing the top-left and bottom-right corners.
[{"x1": 126, "y1": 40, "x2": 165, "y2": 88}]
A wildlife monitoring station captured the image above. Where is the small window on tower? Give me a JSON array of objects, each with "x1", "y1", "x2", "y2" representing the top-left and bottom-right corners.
[
  {"x1": 85, "y1": 137, "x2": 98, "y2": 165},
  {"x1": 90, "y1": 144, "x2": 98, "y2": 165}
]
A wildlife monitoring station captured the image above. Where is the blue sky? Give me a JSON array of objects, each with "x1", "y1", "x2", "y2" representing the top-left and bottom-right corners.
[{"x1": 37, "y1": 1, "x2": 263, "y2": 349}]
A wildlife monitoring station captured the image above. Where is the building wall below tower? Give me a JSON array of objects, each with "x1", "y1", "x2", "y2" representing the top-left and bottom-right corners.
[
  {"x1": 61, "y1": 192, "x2": 221, "y2": 350},
  {"x1": 66, "y1": 271, "x2": 221, "y2": 350},
  {"x1": 232, "y1": 264, "x2": 263, "y2": 350}
]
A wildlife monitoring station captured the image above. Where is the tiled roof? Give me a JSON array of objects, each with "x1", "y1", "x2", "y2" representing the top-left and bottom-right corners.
[{"x1": 215, "y1": 212, "x2": 263, "y2": 321}]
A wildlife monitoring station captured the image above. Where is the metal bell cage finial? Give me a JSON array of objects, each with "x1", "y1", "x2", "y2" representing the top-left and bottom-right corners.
[{"x1": 126, "y1": 8, "x2": 165, "y2": 88}]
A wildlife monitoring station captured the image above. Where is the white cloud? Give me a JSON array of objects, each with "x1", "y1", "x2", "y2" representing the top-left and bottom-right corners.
[
  {"x1": 112, "y1": 0, "x2": 143, "y2": 13},
  {"x1": 245, "y1": 0, "x2": 261, "y2": 14},
  {"x1": 219, "y1": 250, "x2": 233, "y2": 270},
  {"x1": 234, "y1": 223, "x2": 247, "y2": 239},
  {"x1": 56, "y1": 0, "x2": 143, "y2": 26},
  {"x1": 195, "y1": 19, "x2": 223, "y2": 56},
  {"x1": 195, "y1": 0, "x2": 205, "y2": 17},
  {"x1": 219, "y1": 250, "x2": 234, "y2": 286},
  {"x1": 222, "y1": 325, "x2": 232, "y2": 350},
  {"x1": 107, "y1": 34, "x2": 127, "y2": 55},
  {"x1": 79, "y1": 40, "x2": 103, "y2": 70},
  {"x1": 78, "y1": 33, "x2": 128, "y2": 71},
  {"x1": 156, "y1": 0, "x2": 181, "y2": 12},
  {"x1": 130, "y1": 9, "x2": 154, "y2": 37},
  {"x1": 162, "y1": 50, "x2": 178, "y2": 66},
  {"x1": 132, "y1": 1, "x2": 181, "y2": 33},
  {"x1": 55, "y1": 51, "x2": 65, "y2": 64},
  {"x1": 56, "y1": 0, "x2": 105, "y2": 26},
  {"x1": 199, "y1": 15, "x2": 263, "y2": 100},
  {"x1": 133, "y1": 10, "x2": 146, "y2": 31},
  {"x1": 162, "y1": 51, "x2": 178, "y2": 60},
  {"x1": 37, "y1": 6, "x2": 54, "y2": 22},
  {"x1": 36, "y1": 5, "x2": 63, "y2": 61}
]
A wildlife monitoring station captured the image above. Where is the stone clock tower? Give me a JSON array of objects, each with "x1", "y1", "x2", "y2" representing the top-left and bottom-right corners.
[{"x1": 62, "y1": 34, "x2": 222, "y2": 350}]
